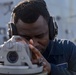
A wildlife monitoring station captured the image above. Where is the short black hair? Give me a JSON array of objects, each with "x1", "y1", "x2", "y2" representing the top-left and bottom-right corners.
[{"x1": 12, "y1": 0, "x2": 50, "y2": 24}]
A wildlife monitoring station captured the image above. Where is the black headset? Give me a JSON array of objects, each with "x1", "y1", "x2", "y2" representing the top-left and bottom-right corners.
[
  {"x1": 8, "y1": 16, "x2": 58, "y2": 40},
  {"x1": 48, "y1": 16, "x2": 58, "y2": 40},
  {"x1": 8, "y1": 22, "x2": 18, "y2": 38}
]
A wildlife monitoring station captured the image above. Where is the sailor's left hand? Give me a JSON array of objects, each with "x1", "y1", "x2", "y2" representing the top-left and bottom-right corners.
[{"x1": 29, "y1": 39, "x2": 51, "y2": 74}]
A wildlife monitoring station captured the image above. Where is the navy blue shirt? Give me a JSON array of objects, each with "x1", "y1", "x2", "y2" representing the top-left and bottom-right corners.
[{"x1": 43, "y1": 39, "x2": 76, "y2": 75}]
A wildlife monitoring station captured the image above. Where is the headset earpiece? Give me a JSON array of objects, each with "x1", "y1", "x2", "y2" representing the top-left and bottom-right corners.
[
  {"x1": 48, "y1": 16, "x2": 58, "y2": 40},
  {"x1": 8, "y1": 23, "x2": 18, "y2": 38}
]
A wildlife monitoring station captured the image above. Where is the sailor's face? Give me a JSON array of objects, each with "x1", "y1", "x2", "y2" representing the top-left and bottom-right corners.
[{"x1": 16, "y1": 15, "x2": 49, "y2": 53}]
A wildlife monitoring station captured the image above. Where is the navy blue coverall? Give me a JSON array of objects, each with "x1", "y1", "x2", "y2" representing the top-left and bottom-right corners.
[{"x1": 43, "y1": 39, "x2": 76, "y2": 75}]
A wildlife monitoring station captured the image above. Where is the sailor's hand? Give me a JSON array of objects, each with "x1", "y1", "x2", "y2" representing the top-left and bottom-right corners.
[{"x1": 29, "y1": 39, "x2": 51, "y2": 74}]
